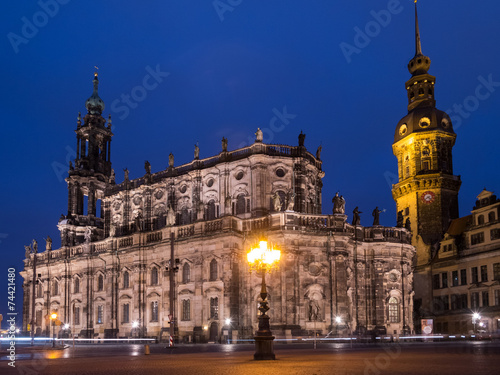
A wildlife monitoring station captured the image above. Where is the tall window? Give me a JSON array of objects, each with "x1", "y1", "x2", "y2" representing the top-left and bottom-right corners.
[
  {"x1": 151, "y1": 267, "x2": 158, "y2": 285},
  {"x1": 471, "y1": 267, "x2": 478, "y2": 283},
  {"x1": 488, "y1": 211, "x2": 496, "y2": 222},
  {"x1": 210, "y1": 297, "x2": 219, "y2": 319},
  {"x1": 481, "y1": 265, "x2": 488, "y2": 282},
  {"x1": 491, "y1": 229, "x2": 500, "y2": 241},
  {"x1": 182, "y1": 300, "x2": 191, "y2": 321},
  {"x1": 53, "y1": 281, "x2": 59, "y2": 296},
  {"x1": 36, "y1": 310, "x2": 43, "y2": 327},
  {"x1": 97, "y1": 274, "x2": 104, "y2": 291},
  {"x1": 74, "y1": 278, "x2": 80, "y2": 293},
  {"x1": 123, "y1": 304, "x2": 130, "y2": 323},
  {"x1": 207, "y1": 200, "x2": 216, "y2": 220},
  {"x1": 482, "y1": 291, "x2": 489, "y2": 307},
  {"x1": 433, "y1": 274, "x2": 440, "y2": 289},
  {"x1": 441, "y1": 272, "x2": 448, "y2": 288},
  {"x1": 494, "y1": 263, "x2": 500, "y2": 281},
  {"x1": 37, "y1": 283, "x2": 43, "y2": 298},
  {"x1": 495, "y1": 290, "x2": 500, "y2": 306},
  {"x1": 236, "y1": 194, "x2": 246, "y2": 215},
  {"x1": 388, "y1": 297, "x2": 399, "y2": 323},
  {"x1": 471, "y1": 292, "x2": 479, "y2": 309},
  {"x1": 97, "y1": 305, "x2": 103, "y2": 324},
  {"x1": 460, "y1": 269, "x2": 467, "y2": 285},
  {"x1": 471, "y1": 232, "x2": 484, "y2": 245},
  {"x1": 452, "y1": 271, "x2": 459, "y2": 287},
  {"x1": 478, "y1": 215, "x2": 484, "y2": 225},
  {"x1": 151, "y1": 301, "x2": 158, "y2": 322},
  {"x1": 181, "y1": 207, "x2": 190, "y2": 225},
  {"x1": 123, "y1": 271, "x2": 129, "y2": 289},
  {"x1": 209, "y1": 259, "x2": 218, "y2": 281},
  {"x1": 182, "y1": 263, "x2": 190, "y2": 284},
  {"x1": 74, "y1": 306, "x2": 80, "y2": 326}
]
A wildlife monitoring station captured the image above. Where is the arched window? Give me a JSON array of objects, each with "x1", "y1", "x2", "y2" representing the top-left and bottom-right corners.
[
  {"x1": 478, "y1": 215, "x2": 485, "y2": 225},
  {"x1": 53, "y1": 281, "x2": 59, "y2": 296},
  {"x1": 388, "y1": 297, "x2": 400, "y2": 323},
  {"x1": 488, "y1": 212, "x2": 495, "y2": 222},
  {"x1": 151, "y1": 301, "x2": 158, "y2": 322},
  {"x1": 74, "y1": 278, "x2": 80, "y2": 294},
  {"x1": 209, "y1": 259, "x2": 218, "y2": 281},
  {"x1": 182, "y1": 263, "x2": 191, "y2": 284},
  {"x1": 182, "y1": 299, "x2": 191, "y2": 321},
  {"x1": 97, "y1": 274, "x2": 104, "y2": 291},
  {"x1": 210, "y1": 297, "x2": 219, "y2": 319},
  {"x1": 37, "y1": 283, "x2": 43, "y2": 298},
  {"x1": 151, "y1": 267, "x2": 158, "y2": 285},
  {"x1": 207, "y1": 200, "x2": 216, "y2": 220},
  {"x1": 123, "y1": 271, "x2": 129, "y2": 289},
  {"x1": 236, "y1": 194, "x2": 246, "y2": 215},
  {"x1": 181, "y1": 207, "x2": 190, "y2": 225}
]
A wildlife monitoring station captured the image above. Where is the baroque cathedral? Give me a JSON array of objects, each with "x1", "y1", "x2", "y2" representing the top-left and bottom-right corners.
[{"x1": 20, "y1": 8, "x2": 459, "y2": 342}]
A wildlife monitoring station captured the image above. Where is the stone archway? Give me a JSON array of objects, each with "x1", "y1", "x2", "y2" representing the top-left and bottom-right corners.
[{"x1": 209, "y1": 321, "x2": 218, "y2": 342}]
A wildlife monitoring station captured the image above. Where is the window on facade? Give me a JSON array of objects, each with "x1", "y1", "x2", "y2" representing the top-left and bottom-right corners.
[
  {"x1": 182, "y1": 300, "x2": 190, "y2": 321},
  {"x1": 182, "y1": 263, "x2": 190, "y2": 284},
  {"x1": 123, "y1": 304, "x2": 130, "y2": 323},
  {"x1": 488, "y1": 211, "x2": 496, "y2": 222},
  {"x1": 210, "y1": 297, "x2": 219, "y2": 319},
  {"x1": 74, "y1": 307, "x2": 80, "y2": 326},
  {"x1": 433, "y1": 274, "x2": 440, "y2": 289},
  {"x1": 97, "y1": 305, "x2": 103, "y2": 324},
  {"x1": 452, "y1": 271, "x2": 459, "y2": 287},
  {"x1": 471, "y1": 292, "x2": 479, "y2": 309},
  {"x1": 388, "y1": 297, "x2": 399, "y2": 323},
  {"x1": 37, "y1": 283, "x2": 43, "y2": 298},
  {"x1": 481, "y1": 265, "x2": 488, "y2": 282},
  {"x1": 422, "y1": 161, "x2": 430, "y2": 171},
  {"x1": 53, "y1": 281, "x2": 59, "y2": 296},
  {"x1": 209, "y1": 259, "x2": 218, "y2": 281},
  {"x1": 36, "y1": 310, "x2": 43, "y2": 327},
  {"x1": 495, "y1": 290, "x2": 500, "y2": 306},
  {"x1": 460, "y1": 269, "x2": 467, "y2": 285},
  {"x1": 97, "y1": 274, "x2": 104, "y2": 291},
  {"x1": 207, "y1": 200, "x2": 216, "y2": 220},
  {"x1": 442, "y1": 296, "x2": 450, "y2": 310},
  {"x1": 471, "y1": 232, "x2": 484, "y2": 245},
  {"x1": 123, "y1": 271, "x2": 129, "y2": 289},
  {"x1": 181, "y1": 207, "x2": 190, "y2": 225},
  {"x1": 74, "y1": 278, "x2": 80, "y2": 293},
  {"x1": 151, "y1": 301, "x2": 158, "y2": 322},
  {"x1": 494, "y1": 263, "x2": 500, "y2": 281},
  {"x1": 459, "y1": 294, "x2": 468, "y2": 309},
  {"x1": 477, "y1": 215, "x2": 484, "y2": 225},
  {"x1": 236, "y1": 194, "x2": 246, "y2": 215},
  {"x1": 482, "y1": 291, "x2": 489, "y2": 307},
  {"x1": 450, "y1": 294, "x2": 458, "y2": 310},
  {"x1": 441, "y1": 272, "x2": 448, "y2": 288},
  {"x1": 491, "y1": 229, "x2": 500, "y2": 241},
  {"x1": 471, "y1": 267, "x2": 478, "y2": 283},
  {"x1": 151, "y1": 267, "x2": 158, "y2": 285}
]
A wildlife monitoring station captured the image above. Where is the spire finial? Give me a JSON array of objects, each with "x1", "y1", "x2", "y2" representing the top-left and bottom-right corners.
[
  {"x1": 94, "y1": 65, "x2": 99, "y2": 77},
  {"x1": 414, "y1": 0, "x2": 422, "y2": 56}
]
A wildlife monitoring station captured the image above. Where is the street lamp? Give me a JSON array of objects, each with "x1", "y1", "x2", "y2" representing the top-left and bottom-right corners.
[
  {"x1": 247, "y1": 240, "x2": 281, "y2": 360},
  {"x1": 472, "y1": 313, "x2": 481, "y2": 333},
  {"x1": 50, "y1": 313, "x2": 57, "y2": 348}
]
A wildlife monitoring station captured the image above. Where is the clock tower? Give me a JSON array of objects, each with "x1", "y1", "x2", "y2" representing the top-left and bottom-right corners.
[{"x1": 392, "y1": 2, "x2": 461, "y2": 273}]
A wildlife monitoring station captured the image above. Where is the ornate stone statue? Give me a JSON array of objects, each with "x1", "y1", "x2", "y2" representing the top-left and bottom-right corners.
[
  {"x1": 225, "y1": 195, "x2": 232, "y2": 214},
  {"x1": 272, "y1": 192, "x2": 282, "y2": 211},
  {"x1": 194, "y1": 144, "x2": 200, "y2": 160},
  {"x1": 69, "y1": 161, "x2": 74, "y2": 170},
  {"x1": 221, "y1": 137, "x2": 228, "y2": 152},
  {"x1": 255, "y1": 128, "x2": 263, "y2": 143},
  {"x1": 332, "y1": 192, "x2": 346, "y2": 214},
  {"x1": 109, "y1": 224, "x2": 116, "y2": 237},
  {"x1": 144, "y1": 160, "x2": 151, "y2": 174},
  {"x1": 316, "y1": 145, "x2": 322, "y2": 160},
  {"x1": 24, "y1": 245, "x2": 31, "y2": 259},
  {"x1": 397, "y1": 210, "x2": 404, "y2": 228},
  {"x1": 286, "y1": 192, "x2": 295, "y2": 211},
  {"x1": 169, "y1": 153, "x2": 174, "y2": 168},
  {"x1": 123, "y1": 168, "x2": 129, "y2": 181},
  {"x1": 372, "y1": 207, "x2": 383, "y2": 226},
  {"x1": 84, "y1": 227, "x2": 92, "y2": 243},
  {"x1": 32, "y1": 239, "x2": 38, "y2": 253},
  {"x1": 166, "y1": 204, "x2": 176, "y2": 226},
  {"x1": 135, "y1": 211, "x2": 143, "y2": 231},
  {"x1": 110, "y1": 169, "x2": 115, "y2": 184},
  {"x1": 298, "y1": 131, "x2": 305, "y2": 147},
  {"x1": 45, "y1": 236, "x2": 52, "y2": 251},
  {"x1": 308, "y1": 300, "x2": 320, "y2": 321},
  {"x1": 405, "y1": 217, "x2": 412, "y2": 231},
  {"x1": 352, "y1": 207, "x2": 362, "y2": 226},
  {"x1": 59, "y1": 214, "x2": 65, "y2": 222}
]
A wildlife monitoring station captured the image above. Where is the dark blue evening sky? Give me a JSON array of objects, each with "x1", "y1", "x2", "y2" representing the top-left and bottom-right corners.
[{"x1": 1, "y1": 0, "x2": 499, "y2": 327}]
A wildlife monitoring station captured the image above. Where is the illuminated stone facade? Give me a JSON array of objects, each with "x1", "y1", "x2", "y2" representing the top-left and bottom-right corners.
[{"x1": 20, "y1": 74, "x2": 414, "y2": 341}]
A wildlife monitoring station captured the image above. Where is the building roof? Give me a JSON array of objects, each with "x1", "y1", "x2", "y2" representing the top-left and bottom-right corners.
[{"x1": 446, "y1": 215, "x2": 471, "y2": 236}]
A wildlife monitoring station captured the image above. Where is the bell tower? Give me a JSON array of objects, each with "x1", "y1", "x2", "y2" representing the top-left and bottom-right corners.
[
  {"x1": 58, "y1": 71, "x2": 114, "y2": 246},
  {"x1": 392, "y1": 2, "x2": 461, "y2": 268}
]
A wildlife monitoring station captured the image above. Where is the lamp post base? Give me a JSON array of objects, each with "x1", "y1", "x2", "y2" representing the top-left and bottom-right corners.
[{"x1": 254, "y1": 335, "x2": 276, "y2": 360}]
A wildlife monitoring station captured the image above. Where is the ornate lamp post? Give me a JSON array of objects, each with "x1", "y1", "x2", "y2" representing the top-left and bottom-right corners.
[
  {"x1": 472, "y1": 313, "x2": 481, "y2": 334},
  {"x1": 247, "y1": 240, "x2": 281, "y2": 360},
  {"x1": 50, "y1": 313, "x2": 57, "y2": 348}
]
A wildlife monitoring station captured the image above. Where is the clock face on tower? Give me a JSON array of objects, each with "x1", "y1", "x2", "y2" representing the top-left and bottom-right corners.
[{"x1": 421, "y1": 191, "x2": 436, "y2": 204}]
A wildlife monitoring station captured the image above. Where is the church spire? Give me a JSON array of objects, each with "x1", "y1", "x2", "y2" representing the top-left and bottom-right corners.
[
  {"x1": 414, "y1": 0, "x2": 422, "y2": 56},
  {"x1": 85, "y1": 68, "x2": 105, "y2": 115}
]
